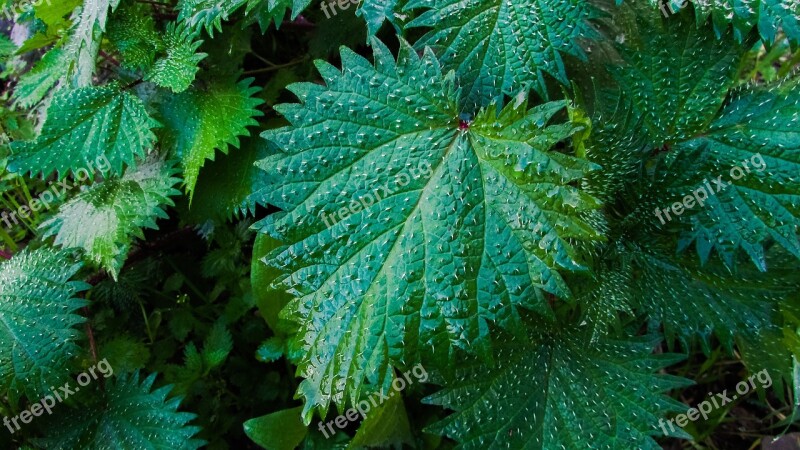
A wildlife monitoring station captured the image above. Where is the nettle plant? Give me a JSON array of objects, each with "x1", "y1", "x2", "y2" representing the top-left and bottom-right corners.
[{"x1": 1, "y1": 0, "x2": 800, "y2": 448}]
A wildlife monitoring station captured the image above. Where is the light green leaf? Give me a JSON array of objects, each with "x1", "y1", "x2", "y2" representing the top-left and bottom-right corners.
[
  {"x1": 655, "y1": 0, "x2": 800, "y2": 45},
  {"x1": 157, "y1": 76, "x2": 264, "y2": 197},
  {"x1": 9, "y1": 84, "x2": 158, "y2": 178},
  {"x1": 40, "y1": 157, "x2": 181, "y2": 279},
  {"x1": 146, "y1": 22, "x2": 207, "y2": 93},
  {"x1": 244, "y1": 406, "x2": 308, "y2": 450}
]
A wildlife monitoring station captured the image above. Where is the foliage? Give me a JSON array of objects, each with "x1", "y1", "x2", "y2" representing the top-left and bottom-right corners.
[{"x1": 1, "y1": 0, "x2": 799, "y2": 449}]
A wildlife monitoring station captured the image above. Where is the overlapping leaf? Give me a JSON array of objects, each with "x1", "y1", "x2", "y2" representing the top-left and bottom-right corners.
[
  {"x1": 33, "y1": 372, "x2": 204, "y2": 449},
  {"x1": 157, "y1": 76, "x2": 263, "y2": 196},
  {"x1": 644, "y1": 80, "x2": 800, "y2": 270},
  {"x1": 0, "y1": 247, "x2": 87, "y2": 399},
  {"x1": 610, "y1": 9, "x2": 750, "y2": 144},
  {"x1": 406, "y1": 0, "x2": 601, "y2": 107},
  {"x1": 256, "y1": 39, "x2": 602, "y2": 421},
  {"x1": 9, "y1": 84, "x2": 158, "y2": 178},
  {"x1": 146, "y1": 22, "x2": 207, "y2": 93},
  {"x1": 426, "y1": 327, "x2": 691, "y2": 449},
  {"x1": 40, "y1": 157, "x2": 181, "y2": 279}
]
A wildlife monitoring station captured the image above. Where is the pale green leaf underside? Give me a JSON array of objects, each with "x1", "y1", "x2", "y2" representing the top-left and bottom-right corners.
[
  {"x1": 40, "y1": 157, "x2": 181, "y2": 279},
  {"x1": 406, "y1": 0, "x2": 599, "y2": 108},
  {"x1": 0, "y1": 248, "x2": 87, "y2": 399},
  {"x1": 426, "y1": 329, "x2": 691, "y2": 449},
  {"x1": 256, "y1": 39, "x2": 601, "y2": 421},
  {"x1": 63, "y1": 0, "x2": 122, "y2": 87},
  {"x1": 32, "y1": 372, "x2": 204, "y2": 450},
  {"x1": 157, "y1": 77, "x2": 264, "y2": 196},
  {"x1": 9, "y1": 84, "x2": 158, "y2": 178}
]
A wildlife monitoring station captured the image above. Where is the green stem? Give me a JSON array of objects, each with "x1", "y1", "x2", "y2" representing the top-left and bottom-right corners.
[{"x1": 0, "y1": 227, "x2": 16, "y2": 252}]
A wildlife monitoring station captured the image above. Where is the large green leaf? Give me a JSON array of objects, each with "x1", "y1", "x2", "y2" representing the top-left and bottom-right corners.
[
  {"x1": 9, "y1": 84, "x2": 158, "y2": 179},
  {"x1": 40, "y1": 157, "x2": 181, "y2": 279},
  {"x1": 0, "y1": 247, "x2": 87, "y2": 399},
  {"x1": 426, "y1": 327, "x2": 692, "y2": 449},
  {"x1": 157, "y1": 76, "x2": 264, "y2": 197},
  {"x1": 33, "y1": 372, "x2": 204, "y2": 449},
  {"x1": 256, "y1": 39, "x2": 602, "y2": 421},
  {"x1": 406, "y1": 0, "x2": 600, "y2": 107}
]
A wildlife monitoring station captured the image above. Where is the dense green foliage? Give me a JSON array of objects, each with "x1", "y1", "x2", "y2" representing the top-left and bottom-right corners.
[{"x1": 1, "y1": 0, "x2": 800, "y2": 449}]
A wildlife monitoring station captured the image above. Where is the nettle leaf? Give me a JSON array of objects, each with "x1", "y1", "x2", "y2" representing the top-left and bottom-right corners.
[
  {"x1": 106, "y1": 2, "x2": 161, "y2": 70},
  {"x1": 648, "y1": 80, "x2": 800, "y2": 270},
  {"x1": 655, "y1": 0, "x2": 800, "y2": 45},
  {"x1": 610, "y1": 10, "x2": 749, "y2": 144},
  {"x1": 177, "y1": 0, "x2": 310, "y2": 36},
  {"x1": 33, "y1": 372, "x2": 204, "y2": 450},
  {"x1": 9, "y1": 84, "x2": 158, "y2": 179},
  {"x1": 256, "y1": 39, "x2": 602, "y2": 420},
  {"x1": 157, "y1": 76, "x2": 264, "y2": 197},
  {"x1": 63, "y1": 0, "x2": 122, "y2": 86},
  {"x1": 145, "y1": 22, "x2": 207, "y2": 93},
  {"x1": 40, "y1": 157, "x2": 181, "y2": 279},
  {"x1": 629, "y1": 242, "x2": 797, "y2": 351},
  {"x1": 12, "y1": 48, "x2": 68, "y2": 109},
  {"x1": 426, "y1": 328, "x2": 692, "y2": 449},
  {"x1": 188, "y1": 136, "x2": 271, "y2": 222},
  {"x1": 406, "y1": 0, "x2": 600, "y2": 107},
  {"x1": 0, "y1": 247, "x2": 87, "y2": 399}
]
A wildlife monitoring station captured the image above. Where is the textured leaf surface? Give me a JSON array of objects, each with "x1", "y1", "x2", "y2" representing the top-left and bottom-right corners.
[
  {"x1": 610, "y1": 11, "x2": 748, "y2": 144},
  {"x1": 629, "y1": 242, "x2": 795, "y2": 350},
  {"x1": 11, "y1": 48, "x2": 68, "y2": 109},
  {"x1": 63, "y1": 0, "x2": 121, "y2": 86},
  {"x1": 426, "y1": 328, "x2": 691, "y2": 449},
  {"x1": 655, "y1": 0, "x2": 800, "y2": 44},
  {"x1": 157, "y1": 77, "x2": 263, "y2": 196},
  {"x1": 40, "y1": 157, "x2": 181, "y2": 279},
  {"x1": 406, "y1": 0, "x2": 600, "y2": 107},
  {"x1": 33, "y1": 372, "x2": 204, "y2": 450},
  {"x1": 646, "y1": 80, "x2": 800, "y2": 269},
  {"x1": 177, "y1": 0, "x2": 309, "y2": 35},
  {"x1": 0, "y1": 248, "x2": 87, "y2": 398},
  {"x1": 9, "y1": 84, "x2": 158, "y2": 178},
  {"x1": 145, "y1": 22, "x2": 207, "y2": 93},
  {"x1": 256, "y1": 39, "x2": 601, "y2": 420},
  {"x1": 106, "y1": 2, "x2": 161, "y2": 70}
]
